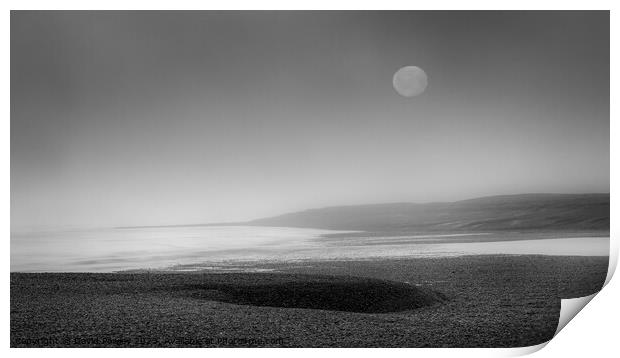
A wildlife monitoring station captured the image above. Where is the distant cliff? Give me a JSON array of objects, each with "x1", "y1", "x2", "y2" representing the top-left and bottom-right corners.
[{"x1": 244, "y1": 193, "x2": 609, "y2": 233}]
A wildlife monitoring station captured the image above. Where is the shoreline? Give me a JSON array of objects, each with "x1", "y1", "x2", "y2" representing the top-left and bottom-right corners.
[
  {"x1": 11, "y1": 231, "x2": 610, "y2": 273},
  {"x1": 10, "y1": 252, "x2": 611, "y2": 274}
]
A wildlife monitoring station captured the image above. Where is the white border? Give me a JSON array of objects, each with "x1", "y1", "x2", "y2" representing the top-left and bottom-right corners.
[
  {"x1": 3, "y1": 2, "x2": 616, "y2": 357},
  {"x1": 1, "y1": 1, "x2": 617, "y2": 10}
]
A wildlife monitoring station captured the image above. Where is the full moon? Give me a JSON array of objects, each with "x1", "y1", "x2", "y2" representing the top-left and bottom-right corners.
[{"x1": 392, "y1": 66, "x2": 428, "y2": 97}]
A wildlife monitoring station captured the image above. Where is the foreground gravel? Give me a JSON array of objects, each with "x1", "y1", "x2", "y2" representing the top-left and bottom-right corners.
[{"x1": 11, "y1": 255, "x2": 607, "y2": 347}]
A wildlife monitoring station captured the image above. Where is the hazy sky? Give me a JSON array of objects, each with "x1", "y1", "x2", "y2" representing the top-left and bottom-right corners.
[{"x1": 11, "y1": 11, "x2": 609, "y2": 230}]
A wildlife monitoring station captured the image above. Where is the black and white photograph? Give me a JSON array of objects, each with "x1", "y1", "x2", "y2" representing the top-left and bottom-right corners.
[{"x1": 9, "y1": 10, "x2": 611, "y2": 349}]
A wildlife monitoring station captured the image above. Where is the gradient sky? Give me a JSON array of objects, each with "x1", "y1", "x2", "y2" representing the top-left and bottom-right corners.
[{"x1": 11, "y1": 11, "x2": 609, "y2": 230}]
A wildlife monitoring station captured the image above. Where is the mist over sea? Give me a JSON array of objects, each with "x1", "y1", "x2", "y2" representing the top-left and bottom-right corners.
[{"x1": 10, "y1": 226, "x2": 609, "y2": 272}]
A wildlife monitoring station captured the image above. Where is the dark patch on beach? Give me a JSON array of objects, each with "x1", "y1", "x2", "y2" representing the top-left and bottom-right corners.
[{"x1": 179, "y1": 275, "x2": 445, "y2": 313}]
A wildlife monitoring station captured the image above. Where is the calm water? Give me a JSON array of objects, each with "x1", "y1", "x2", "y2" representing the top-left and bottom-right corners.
[{"x1": 10, "y1": 226, "x2": 609, "y2": 272}]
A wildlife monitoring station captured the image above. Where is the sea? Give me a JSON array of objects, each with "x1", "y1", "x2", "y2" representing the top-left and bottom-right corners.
[{"x1": 10, "y1": 226, "x2": 610, "y2": 272}]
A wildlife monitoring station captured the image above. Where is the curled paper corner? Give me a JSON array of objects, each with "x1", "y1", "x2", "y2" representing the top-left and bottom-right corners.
[
  {"x1": 550, "y1": 235, "x2": 615, "y2": 344},
  {"x1": 554, "y1": 293, "x2": 598, "y2": 336},
  {"x1": 506, "y1": 341, "x2": 549, "y2": 356},
  {"x1": 503, "y1": 294, "x2": 599, "y2": 357},
  {"x1": 551, "y1": 236, "x2": 617, "y2": 337},
  {"x1": 506, "y1": 237, "x2": 616, "y2": 357},
  {"x1": 604, "y1": 233, "x2": 618, "y2": 287}
]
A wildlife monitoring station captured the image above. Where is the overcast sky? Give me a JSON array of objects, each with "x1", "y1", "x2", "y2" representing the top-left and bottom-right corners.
[{"x1": 11, "y1": 11, "x2": 609, "y2": 230}]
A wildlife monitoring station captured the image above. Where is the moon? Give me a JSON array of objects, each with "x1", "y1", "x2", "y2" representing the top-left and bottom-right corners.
[{"x1": 392, "y1": 66, "x2": 428, "y2": 97}]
